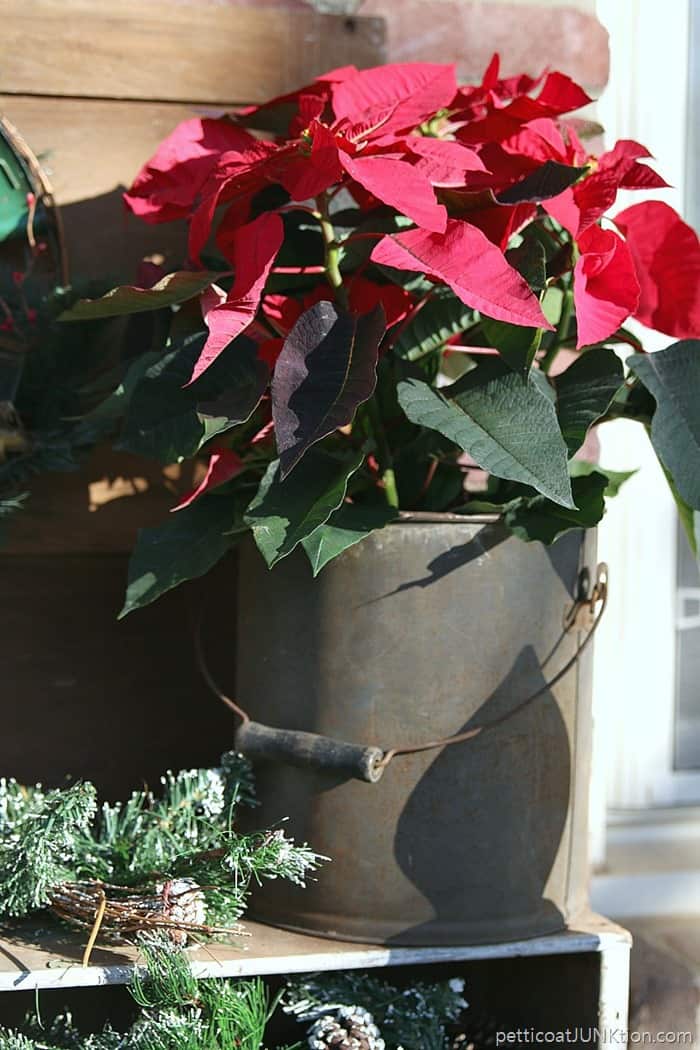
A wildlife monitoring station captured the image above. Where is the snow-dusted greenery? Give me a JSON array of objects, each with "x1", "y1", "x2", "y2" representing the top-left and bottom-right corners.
[{"x1": 0, "y1": 754, "x2": 322, "y2": 930}]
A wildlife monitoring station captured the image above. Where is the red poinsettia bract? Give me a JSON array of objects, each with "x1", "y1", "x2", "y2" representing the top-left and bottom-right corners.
[{"x1": 122, "y1": 57, "x2": 698, "y2": 391}]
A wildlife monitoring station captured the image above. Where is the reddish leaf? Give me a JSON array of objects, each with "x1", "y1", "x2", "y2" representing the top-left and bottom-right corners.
[
  {"x1": 600, "y1": 140, "x2": 669, "y2": 190},
  {"x1": 466, "y1": 201, "x2": 537, "y2": 250},
  {"x1": 501, "y1": 118, "x2": 574, "y2": 166},
  {"x1": 545, "y1": 140, "x2": 669, "y2": 237},
  {"x1": 615, "y1": 201, "x2": 700, "y2": 338},
  {"x1": 272, "y1": 300, "x2": 385, "y2": 476},
  {"x1": 293, "y1": 92, "x2": 327, "y2": 131},
  {"x1": 279, "y1": 121, "x2": 343, "y2": 200},
  {"x1": 404, "y1": 136, "x2": 486, "y2": 185},
  {"x1": 316, "y1": 65, "x2": 361, "y2": 84},
  {"x1": 263, "y1": 294, "x2": 303, "y2": 334},
  {"x1": 458, "y1": 80, "x2": 585, "y2": 148},
  {"x1": 237, "y1": 65, "x2": 357, "y2": 134},
  {"x1": 347, "y1": 277, "x2": 413, "y2": 328},
  {"x1": 481, "y1": 52, "x2": 501, "y2": 90},
  {"x1": 340, "y1": 153, "x2": 446, "y2": 232},
  {"x1": 447, "y1": 54, "x2": 543, "y2": 122},
  {"x1": 371, "y1": 219, "x2": 551, "y2": 329},
  {"x1": 187, "y1": 140, "x2": 276, "y2": 260},
  {"x1": 332, "y1": 63, "x2": 458, "y2": 141},
  {"x1": 237, "y1": 83, "x2": 330, "y2": 137},
  {"x1": 340, "y1": 104, "x2": 402, "y2": 146},
  {"x1": 258, "y1": 337, "x2": 285, "y2": 368},
  {"x1": 191, "y1": 212, "x2": 284, "y2": 382},
  {"x1": 543, "y1": 186, "x2": 581, "y2": 236},
  {"x1": 124, "y1": 118, "x2": 259, "y2": 223},
  {"x1": 171, "y1": 448, "x2": 243, "y2": 511},
  {"x1": 265, "y1": 280, "x2": 411, "y2": 335},
  {"x1": 506, "y1": 72, "x2": 591, "y2": 121},
  {"x1": 456, "y1": 111, "x2": 525, "y2": 148},
  {"x1": 573, "y1": 225, "x2": 640, "y2": 348}
]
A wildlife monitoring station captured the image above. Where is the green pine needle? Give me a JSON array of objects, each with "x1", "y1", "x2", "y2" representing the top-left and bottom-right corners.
[
  {"x1": 0, "y1": 757, "x2": 323, "y2": 941},
  {"x1": 0, "y1": 782, "x2": 96, "y2": 917}
]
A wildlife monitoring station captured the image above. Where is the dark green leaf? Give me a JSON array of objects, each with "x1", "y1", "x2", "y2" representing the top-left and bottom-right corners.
[
  {"x1": 658, "y1": 460, "x2": 700, "y2": 558},
  {"x1": 679, "y1": 500, "x2": 700, "y2": 558},
  {"x1": 196, "y1": 344, "x2": 269, "y2": 444},
  {"x1": 554, "y1": 348, "x2": 625, "y2": 455},
  {"x1": 244, "y1": 448, "x2": 365, "y2": 567},
  {"x1": 480, "y1": 317, "x2": 542, "y2": 376},
  {"x1": 496, "y1": 161, "x2": 588, "y2": 205},
  {"x1": 569, "y1": 459, "x2": 636, "y2": 498},
  {"x1": 339, "y1": 211, "x2": 412, "y2": 272},
  {"x1": 301, "y1": 501, "x2": 397, "y2": 576},
  {"x1": 504, "y1": 471, "x2": 608, "y2": 544},
  {"x1": 375, "y1": 269, "x2": 436, "y2": 297},
  {"x1": 506, "y1": 238, "x2": 547, "y2": 294},
  {"x1": 397, "y1": 358, "x2": 574, "y2": 507},
  {"x1": 120, "y1": 336, "x2": 267, "y2": 462},
  {"x1": 72, "y1": 350, "x2": 161, "y2": 444},
  {"x1": 59, "y1": 271, "x2": 224, "y2": 321},
  {"x1": 393, "y1": 289, "x2": 474, "y2": 360},
  {"x1": 420, "y1": 461, "x2": 466, "y2": 511},
  {"x1": 119, "y1": 496, "x2": 238, "y2": 617},
  {"x1": 271, "y1": 210, "x2": 324, "y2": 273},
  {"x1": 628, "y1": 341, "x2": 700, "y2": 508},
  {"x1": 119, "y1": 343, "x2": 203, "y2": 462},
  {"x1": 272, "y1": 301, "x2": 384, "y2": 477}
]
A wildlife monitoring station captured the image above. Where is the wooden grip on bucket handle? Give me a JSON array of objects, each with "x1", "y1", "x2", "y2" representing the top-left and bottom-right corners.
[
  {"x1": 234, "y1": 721, "x2": 386, "y2": 783},
  {"x1": 196, "y1": 564, "x2": 608, "y2": 785}
]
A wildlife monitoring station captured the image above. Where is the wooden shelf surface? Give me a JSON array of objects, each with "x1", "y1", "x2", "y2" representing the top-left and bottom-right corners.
[{"x1": 0, "y1": 913, "x2": 631, "y2": 992}]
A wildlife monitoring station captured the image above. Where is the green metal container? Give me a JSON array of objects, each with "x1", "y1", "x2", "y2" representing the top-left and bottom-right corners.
[{"x1": 235, "y1": 521, "x2": 596, "y2": 946}]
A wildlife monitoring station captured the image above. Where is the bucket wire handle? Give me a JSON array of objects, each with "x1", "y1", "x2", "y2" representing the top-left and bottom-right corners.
[
  {"x1": 193, "y1": 563, "x2": 608, "y2": 783},
  {"x1": 374, "y1": 562, "x2": 608, "y2": 774}
]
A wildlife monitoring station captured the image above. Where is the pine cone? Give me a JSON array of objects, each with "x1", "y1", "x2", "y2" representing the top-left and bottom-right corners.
[
  {"x1": 158, "y1": 877, "x2": 206, "y2": 946},
  {"x1": 308, "y1": 1006, "x2": 385, "y2": 1050}
]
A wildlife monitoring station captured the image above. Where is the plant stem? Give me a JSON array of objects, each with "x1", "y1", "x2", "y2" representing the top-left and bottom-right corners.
[
  {"x1": 540, "y1": 287, "x2": 573, "y2": 373},
  {"x1": 367, "y1": 395, "x2": 400, "y2": 508},
  {"x1": 315, "y1": 193, "x2": 348, "y2": 310},
  {"x1": 315, "y1": 192, "x2": 397, "y2": 506},
  {"x1": 382, "y1": 466, "x2": 400, "y2": 509},
  {"x1": 272, "y1": 265, "x2": 326, "y2": 274}
]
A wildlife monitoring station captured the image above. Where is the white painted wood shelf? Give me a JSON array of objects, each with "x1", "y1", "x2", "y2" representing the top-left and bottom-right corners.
[{"x1": 0, "y1": 912, "x2": 630, "y2": 993}]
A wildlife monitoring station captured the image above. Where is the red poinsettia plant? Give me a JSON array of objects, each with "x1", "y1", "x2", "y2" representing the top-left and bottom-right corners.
[{"x1": 62, "y1": 58, "x2": 700, "y2": 616}]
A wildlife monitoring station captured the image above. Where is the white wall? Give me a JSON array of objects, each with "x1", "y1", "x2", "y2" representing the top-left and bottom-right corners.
[{"x1": 590, "y1": 0, "x2": 692, "y2": 864}]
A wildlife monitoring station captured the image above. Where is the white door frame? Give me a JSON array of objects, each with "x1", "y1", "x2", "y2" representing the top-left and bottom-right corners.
[{"x1": 589, "y1": 0, "x2": 699, "y2": 861}]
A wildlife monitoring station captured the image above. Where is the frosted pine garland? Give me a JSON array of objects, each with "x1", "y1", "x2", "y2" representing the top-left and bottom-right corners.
[{"x1": 0, "y1": 755, "x2": 323, "y2": 946}]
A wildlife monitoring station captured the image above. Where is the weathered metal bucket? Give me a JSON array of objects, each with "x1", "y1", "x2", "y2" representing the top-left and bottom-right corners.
[{"x1": 235, "y1": 521, "x2": 598, "y2": 946}]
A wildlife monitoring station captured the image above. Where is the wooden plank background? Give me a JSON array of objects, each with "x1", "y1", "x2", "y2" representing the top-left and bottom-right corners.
[
  {"x1": 0, "y1": 3, "x2": 385, "y2": 279},
  {"x1": 0, "y1": 2, "x2": 385, "y2": 104},
  {"x1": 0, "y1": 3, "x2": 386, "y2": 555}
]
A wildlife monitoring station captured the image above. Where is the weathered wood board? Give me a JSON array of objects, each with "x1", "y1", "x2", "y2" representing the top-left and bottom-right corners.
[
  {"x1": 0, "y1": 98, "x2": 195, "y2": 277},
  {"x1": 0, "y1": 2, "x2": 385, "y2": 104},
  {"x1": 0, "y1": 911, "x2": 630, "y2": 990},
  {"x1": 0, "y1": 4, "x2": 386, "y2": 278}
]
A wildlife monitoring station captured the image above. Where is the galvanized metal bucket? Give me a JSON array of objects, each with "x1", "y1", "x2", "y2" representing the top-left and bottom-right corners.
[{"x1": 235, "y1": 521, "x2": 597, "y2": 945}]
